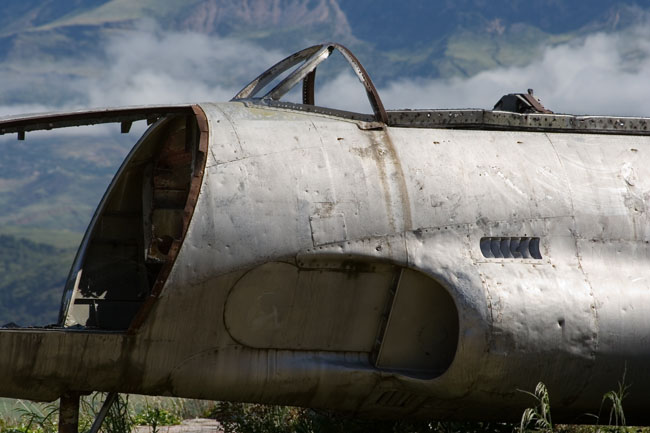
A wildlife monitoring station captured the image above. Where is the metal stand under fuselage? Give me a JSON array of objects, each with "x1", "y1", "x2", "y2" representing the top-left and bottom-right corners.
[{"x1": 58, "y1": 392, "x2": 118, "y2": 433}]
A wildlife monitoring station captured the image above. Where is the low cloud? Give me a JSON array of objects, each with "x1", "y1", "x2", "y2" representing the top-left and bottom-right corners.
[
  {"x1": 0, "y1": 21, "x2": 284, "y2": 117},
  {"x1": 321, "y1": 25, "x2": 650, "y2": 117},
  {"x1": 0, "y1": 22, "x2": 284, "y2": 141},
  {"x1": 81, "y1": 22, "x2": 284, "y2": 107},
  {"x1": 1, "y1": 22, "x2": 650, "y2": 119}
]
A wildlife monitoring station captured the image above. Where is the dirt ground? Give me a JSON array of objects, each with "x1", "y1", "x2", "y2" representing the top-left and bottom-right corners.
[{"x1": 133, "y1": 418, "x2": 223, "y2": 433}]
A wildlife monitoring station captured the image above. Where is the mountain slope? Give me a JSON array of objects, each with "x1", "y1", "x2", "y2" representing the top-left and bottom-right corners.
[
  {"x1": 339, "y1": 0, "x2": 644, "y2": 50},
  {"x1": 0, "y1": 234, "x2": 75, "y2": 326},
  {"x1": 0, "y1": 0, "x2": 109, "y2": 37},
  {"x1": 39, "y1": 0, "x2": 353, "y2": 36},
  {"x1": 2, "y1": 0, "x2": 647, "y2": 88}
]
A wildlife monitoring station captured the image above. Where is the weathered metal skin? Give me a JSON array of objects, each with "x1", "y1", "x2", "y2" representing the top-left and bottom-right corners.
[{"x1": 2, "y1": 43, "x2": 650, "y2": 423}]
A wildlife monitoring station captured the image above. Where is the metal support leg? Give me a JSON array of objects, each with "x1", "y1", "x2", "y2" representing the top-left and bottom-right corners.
[
  {"x1": 59, "y1": 393, "x2": 80, "y2": 433},
  {"x1": 89, "y1": 392, "x2": 119, "y2": 433}
]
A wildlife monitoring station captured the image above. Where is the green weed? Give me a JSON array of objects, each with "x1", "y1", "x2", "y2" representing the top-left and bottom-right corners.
[
  {"x1": 132, "y1": 406, "x2": 180, "y2": 433},
  {"x1": 205, "y1": 402, "x2": 515, "y2": 433},
  {"x1": 0, "y1": 382, "x2": 645, "y2": 433},
  {"x1": 8, "y1": 401, "x2": 58, "y2": 433},
  {"x1": 599, "y1": 370, "x2": 629, "y2": 430},
  {"x1": 519, "y1": 382, "x2": 553, "y2": 433},
  {"x1": 80, "y1": 393, "x2": 133, "y2": 433}
]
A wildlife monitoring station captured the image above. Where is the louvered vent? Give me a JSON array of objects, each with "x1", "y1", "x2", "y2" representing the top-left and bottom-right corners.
[
  {"x1": 480, "y1": 237, "x2": 542, "y2": 259},
  {"x1": 375, "y1": 390, "x2": 415, "y2": 407}
]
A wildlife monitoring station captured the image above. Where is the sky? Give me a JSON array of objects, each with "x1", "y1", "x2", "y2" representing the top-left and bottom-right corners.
[{"x1": 1, "y1": 20, "x2": 650, "y2": 119}]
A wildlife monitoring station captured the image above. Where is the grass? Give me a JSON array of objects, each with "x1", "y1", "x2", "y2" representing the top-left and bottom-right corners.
[
  {"x1": 517, "y1": 376, "x2": 643, "y2": 433},
  {"x1": 519, "y1": 382, "x2": 553, "y2": 433},
  {"x1": 0, "y1": 374, "x2": 650, "y2": 433},
  {"x1": 600, "y1": 370, "x2": 629, "y2": 428},
  {"x1": 0, "y1": 395, "x2": 206, "y2": 433},
  {"x1": 132, "y1": 407, "x2": 179, "y2": 433},
  {"x1": 0, "y1": 380, "x2": 645, "y2": 433}
]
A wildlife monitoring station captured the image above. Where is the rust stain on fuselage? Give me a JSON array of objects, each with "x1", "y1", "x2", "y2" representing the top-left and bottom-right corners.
[{"x1": 357, "y1": 126, "x2": 413, "y2": 233}]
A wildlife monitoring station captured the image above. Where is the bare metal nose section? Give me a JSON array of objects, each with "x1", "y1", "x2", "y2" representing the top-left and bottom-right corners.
[{"x1": 59, "y1": 106, "x2": 208, "y2": 331}]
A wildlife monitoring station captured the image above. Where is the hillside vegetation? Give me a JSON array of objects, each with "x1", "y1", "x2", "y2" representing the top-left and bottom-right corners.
[
  {"x1": 0, "y1": 234, "x2": 75, "y2": 325},
  {"x1": 0, "y1": 130, "x2": 133, "y2": 325},
  {"x1": 0, "y1": 0, "x2": 647, "y2": 89}
]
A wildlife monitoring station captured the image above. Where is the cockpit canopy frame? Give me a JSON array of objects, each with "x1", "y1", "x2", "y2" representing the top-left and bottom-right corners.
[{"x1": 232, "y1": 42, "x2": 388, "y2": 124}]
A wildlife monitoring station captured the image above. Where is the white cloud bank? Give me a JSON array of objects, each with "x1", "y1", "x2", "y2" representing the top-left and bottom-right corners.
[
  {"x1": 82, "y1": 23, "x2": 284, "y2": 107},
  {"x1": 0, "y1": 22, "x2": 284, "y2": 117},
  {"x1": 323, "y1": 25, "x2": 650, "y2": 117},
  {"x1": 1, "y1": 22, "x2": 650, "y2": 119}
]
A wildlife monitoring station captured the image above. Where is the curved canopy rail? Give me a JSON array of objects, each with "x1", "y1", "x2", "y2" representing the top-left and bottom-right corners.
[{"x1": 232, "y1": 42, "x2": 388, "y2": 124}]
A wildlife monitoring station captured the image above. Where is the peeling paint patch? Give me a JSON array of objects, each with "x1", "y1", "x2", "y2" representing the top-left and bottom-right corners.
[
  {"x1": 495, "y1": 170, "x2": 528, "y2": 198},
  {"x1": 310, "y1": 213, "x2": 347, "y2": 246}
]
